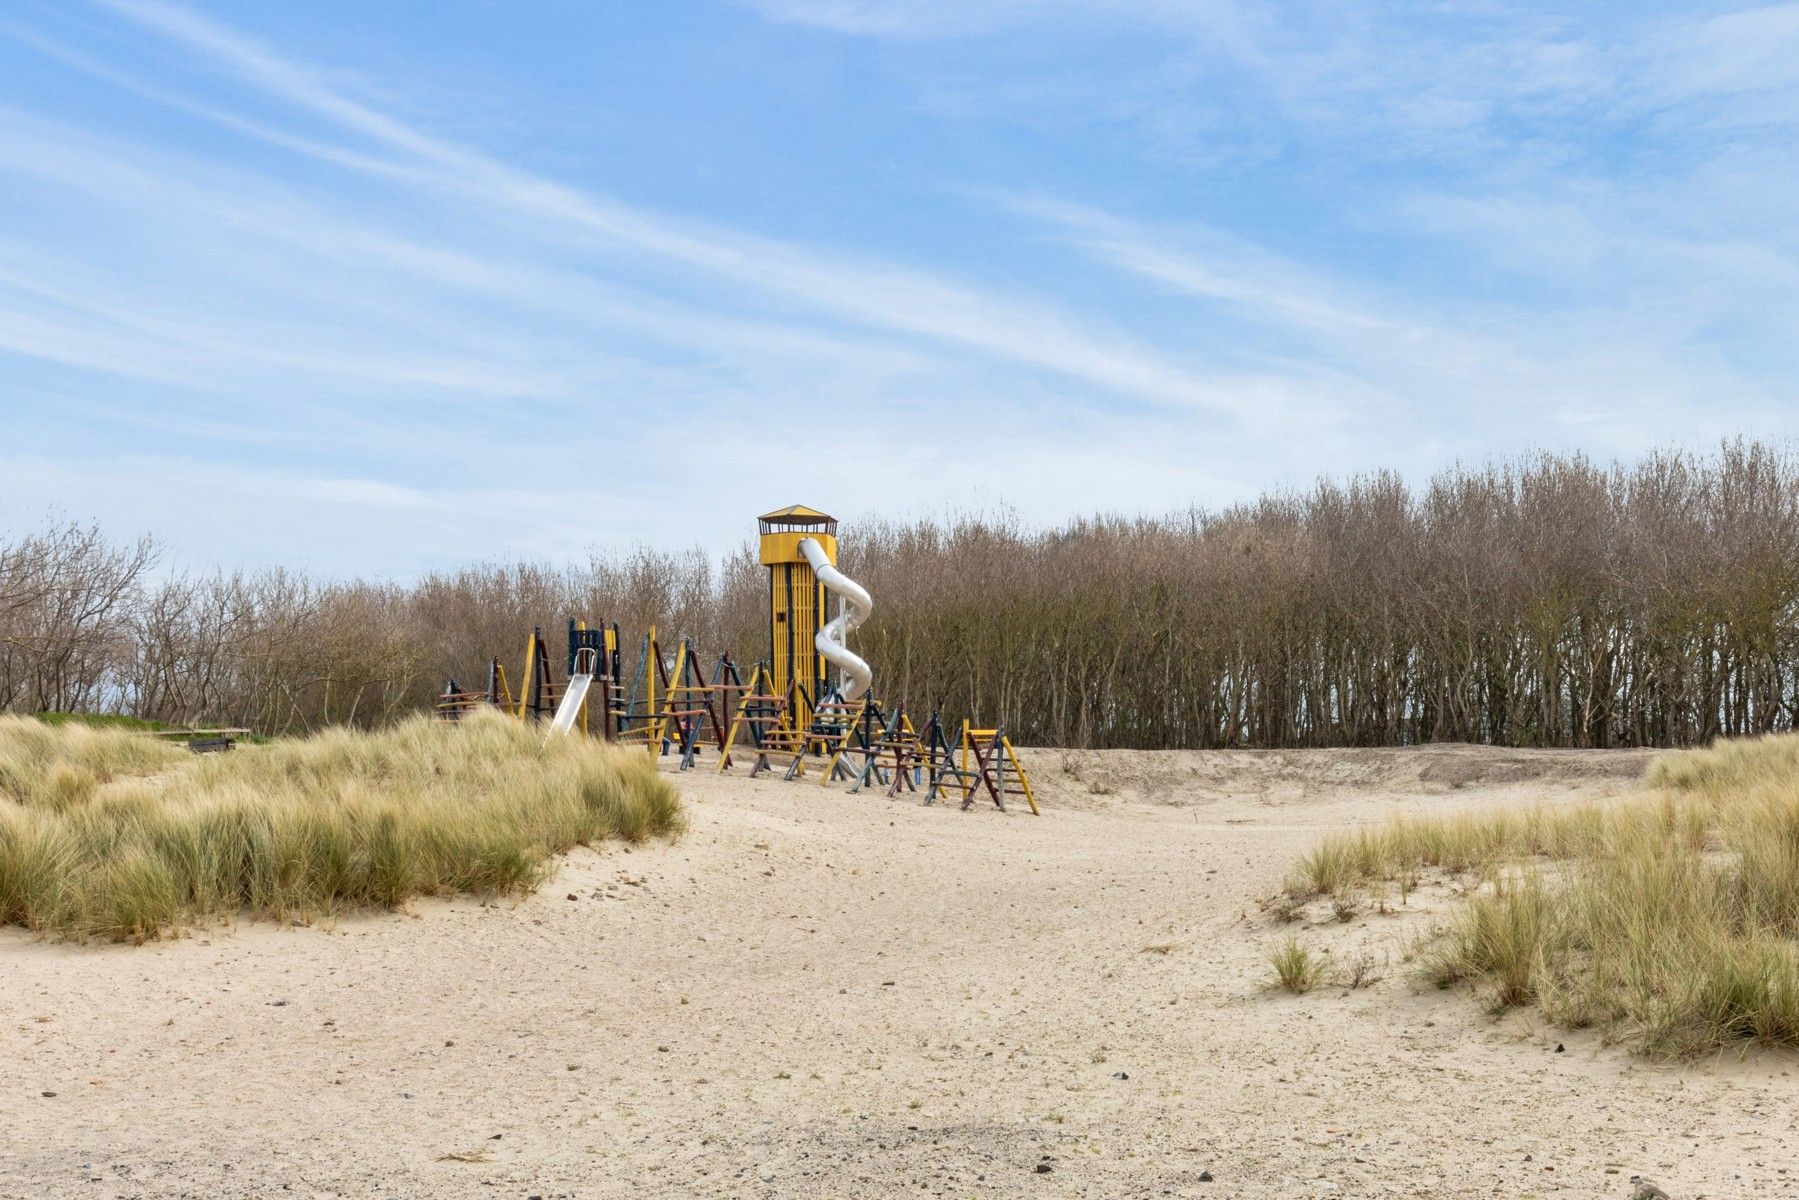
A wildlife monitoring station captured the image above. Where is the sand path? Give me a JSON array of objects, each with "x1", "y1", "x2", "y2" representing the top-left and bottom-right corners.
[{"x1": 3, "y1": 745, "x2": 1794, "y2": 1198}]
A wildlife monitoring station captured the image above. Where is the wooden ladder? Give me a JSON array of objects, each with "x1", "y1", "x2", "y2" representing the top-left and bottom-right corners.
[
  {"x1": 850, "y1": 703, "x2": 925, "y2": 797},
  {"x1": 790, "y1": 696, "x2": 867, "y2": 783},
  {"x1": 959, "y1": 724, "x2": 1039, "y2": 814}
]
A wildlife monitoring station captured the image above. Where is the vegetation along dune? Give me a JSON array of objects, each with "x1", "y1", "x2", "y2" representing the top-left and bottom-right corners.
[{"x1": 6, "y1": 1, "x2": 1799, "y2": 1195}]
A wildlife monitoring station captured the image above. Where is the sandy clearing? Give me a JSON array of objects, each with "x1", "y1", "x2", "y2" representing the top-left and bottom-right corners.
[{"x1": 2, "y1": 744, "x2": 1793, "y2": 1199}]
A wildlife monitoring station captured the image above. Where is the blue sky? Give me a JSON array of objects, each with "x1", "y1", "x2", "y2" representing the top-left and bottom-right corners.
[{"x1": 1, "y1": 1, "x2": 1796, "y2": 576}]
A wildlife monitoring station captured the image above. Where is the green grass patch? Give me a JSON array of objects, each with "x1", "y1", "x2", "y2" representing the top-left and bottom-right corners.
[
  {"x1": 31, "y1": 711, "x2": 169, "y2": 733},
  {"x1": 31, "y1": 712, "x2": 273, "y2": 744}
]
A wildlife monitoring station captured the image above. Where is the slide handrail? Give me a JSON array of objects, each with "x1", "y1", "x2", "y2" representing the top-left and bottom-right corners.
[{"x1": 799, "y1": 536, "x2": 872, "y2": 702}]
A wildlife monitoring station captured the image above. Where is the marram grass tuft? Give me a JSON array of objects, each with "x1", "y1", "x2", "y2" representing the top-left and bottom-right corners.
[
  {"x1": 0, "y1": 711, "x2": 681, "y2": 942},
  {"x1": 1289, "y1": 732, "x2": 1799, "y2": 1056}
]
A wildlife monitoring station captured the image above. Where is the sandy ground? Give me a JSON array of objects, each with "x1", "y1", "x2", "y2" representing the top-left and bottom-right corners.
[{"x1": 4, "y1": 743, "x2": 1797, "y2": 1199}]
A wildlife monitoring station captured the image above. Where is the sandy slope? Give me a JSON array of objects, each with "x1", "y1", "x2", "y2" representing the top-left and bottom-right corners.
[{"x1": 3, "y1": 744, "x2": 1794, "y2": 1199}]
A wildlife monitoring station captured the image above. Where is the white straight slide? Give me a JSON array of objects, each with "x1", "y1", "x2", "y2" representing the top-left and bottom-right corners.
[
  {"x1": 798, "y1": 536, "x2": 873, "y2": 702},
  {"x1": 547, "y1": 672, "x2": 594, "y2": 735}
]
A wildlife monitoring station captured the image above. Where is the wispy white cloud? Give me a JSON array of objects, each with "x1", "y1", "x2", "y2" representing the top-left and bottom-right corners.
[
  {"x1": 0, "y1": 454, "x2": 644, "y2": 575},
  {"x1": 741, "y1": 0, "x2": 1099, "y2": 38},
  {"x1": 89, "y1": 0, "x2": 1271, "y2": 417},
  {"x1": 0, "y1": 18, "x2": 426, "y2": 181},
  {"x1": 751, "y1": 0, "x2": 1799, "y2": 429},
  {"x1": 1646, "y1": 4, "x2": 1799, "y2": 101},
  {"x1": 0, "y1": 0, "x2": 1791, "y2": 578},
  {"x1": 996, "y1": 188, "x2": 1798, "y2": 463},
  {"x1": 0, "y1": 99, "x2": 1014, "y2": 477},
  {"x1": 0, "y1": 255, "x2": 570, "y2": 399},
  {"x1": 999, "y1": 193, "x2": 1392, "y2": 339},
  {"x1": 0, "y1": 97, "x2": 958, "y2": 379},
  {"x1": 749, "y1": 1, "x2": 1799, "y2": 163}
]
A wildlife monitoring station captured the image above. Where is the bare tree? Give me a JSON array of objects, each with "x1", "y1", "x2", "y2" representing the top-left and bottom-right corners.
[{"x1": 7, "y1": 442, "x2": 1797, "y2": 747}]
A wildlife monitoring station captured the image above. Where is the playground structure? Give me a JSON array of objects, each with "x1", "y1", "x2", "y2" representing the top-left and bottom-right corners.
[{"x1": 436, "y1": 506, "x2": 1037, "y2": 814}]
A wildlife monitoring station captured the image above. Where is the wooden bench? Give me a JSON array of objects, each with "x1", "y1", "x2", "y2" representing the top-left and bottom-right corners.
[{"x1": 148, "y1": 728, "x2": 251, "y2": 753}]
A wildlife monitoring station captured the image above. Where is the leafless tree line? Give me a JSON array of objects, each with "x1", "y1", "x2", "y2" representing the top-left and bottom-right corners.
[
  {"x1": 4, "y1": 441, "x2": 1795, "y2": 747},
  {"x1": 0, "y1": 522, "x2": 156, "y2": 714}
]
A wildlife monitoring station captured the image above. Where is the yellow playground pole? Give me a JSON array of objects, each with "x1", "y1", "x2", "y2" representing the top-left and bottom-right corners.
[
  {"x1": 575, "y1": 618, "x2": 589, "y2": 735},
  {"x1": 515, "y1": 630, "x2": 537, "y2": 720}
]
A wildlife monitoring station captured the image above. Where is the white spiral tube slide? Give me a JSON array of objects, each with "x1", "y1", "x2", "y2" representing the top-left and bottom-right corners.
[{"x1": 798, "y1": 536, "x2": 873, "y2": 702}]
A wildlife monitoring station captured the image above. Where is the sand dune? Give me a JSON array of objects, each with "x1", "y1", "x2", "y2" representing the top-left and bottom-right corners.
[
  {"x1": 1034, "y1": 742, "x2": 1655, "y2": 811},
  {"x1": 3, "y1": 744, "x2": 1790, "y2": 1198}
]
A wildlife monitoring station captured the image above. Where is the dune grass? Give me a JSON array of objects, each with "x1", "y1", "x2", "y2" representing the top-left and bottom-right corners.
[
  {"x1": 1270, "y1": 936, "x2": 1323, "y2": 994},
  {"x1": 1285, "y1": 733, "x2": 1799, "y2": 1056},
  {"x1": 0, "y1": 710, "x2": 681, "y2": 942}
]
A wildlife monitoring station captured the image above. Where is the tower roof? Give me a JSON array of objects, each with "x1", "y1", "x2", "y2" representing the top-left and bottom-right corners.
[
  {"x1": 758, "y1": 504, "x2": 835, "y2": 523},
  {"x1": 758, "y1": 505, "x2": 838, "y2": 538}
]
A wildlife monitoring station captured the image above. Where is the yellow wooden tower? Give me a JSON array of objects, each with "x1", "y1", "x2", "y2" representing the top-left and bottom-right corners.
[{"x1": 758, "y1": 505, "x2": 838, "y2": 729}]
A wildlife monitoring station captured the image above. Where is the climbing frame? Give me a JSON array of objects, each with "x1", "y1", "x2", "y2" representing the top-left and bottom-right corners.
[
  {"x1": 849, "y1": 702, "x2": 925, "y2": 797},
  {"x1": 719, "y1": 662, "x2": 800, "y2": 776},
  {"x1": 789, "y1": 694, "x2": 868, "y2": 783},
  {"x1": 959, "y1": 724, "x2": 1039, "y2": 814},
  {"x1": 653, "y1": 638, "x2": 728, "y2": 769}
]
